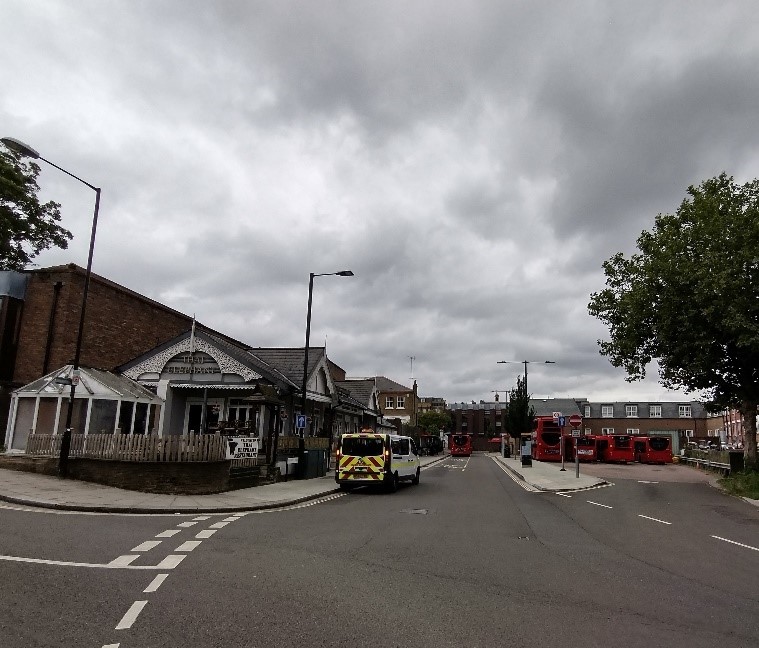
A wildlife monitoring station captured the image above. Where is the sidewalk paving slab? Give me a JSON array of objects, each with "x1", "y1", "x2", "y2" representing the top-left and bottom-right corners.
[
  {"x1": 490, "y1": 453, "x2": 609, "y2": 491},
  {"x1": 0, "y1": 454, "x2": 449, "y2": 514}
]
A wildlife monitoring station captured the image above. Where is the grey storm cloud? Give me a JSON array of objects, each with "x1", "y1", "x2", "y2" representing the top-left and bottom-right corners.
[{"x1": 3, "y1": 0, "x2": 759, "y2": 403}]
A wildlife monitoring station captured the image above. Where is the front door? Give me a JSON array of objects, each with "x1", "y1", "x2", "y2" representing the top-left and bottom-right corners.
[{"x1": 185, "y1": 399, "x2": 224, "y2": 434}]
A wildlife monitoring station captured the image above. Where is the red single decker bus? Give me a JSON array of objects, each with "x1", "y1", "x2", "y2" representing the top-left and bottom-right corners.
[
  {"x1": 531, "y1": 416, "x2": 563, "y2": 461},
  {"x1": 597, "y1": 434, "x2": 635, "y2": 463},
  {"x1": 574, "y1": 435, "x2": 598, "y2": 462},
  {"x1": 635, "y1": 436, "x2": 673, "y2": 464},
  {"x1": 449, "y1": 433, "x2": 472, "y2": 457}
]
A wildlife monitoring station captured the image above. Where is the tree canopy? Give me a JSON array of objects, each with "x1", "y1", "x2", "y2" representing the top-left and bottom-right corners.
[
  {"x1": 0, "y1": 143, "x2": 71, "y2": 271},
  {"x1": 505, "y1": 375, "x2": 534, "y2": 440},
  {"x1": 417, "y1": 410, "x2": 451, "y2": 434},
  {"x1": 588, "y1": 173, "x2": 759, "y2": 470}
]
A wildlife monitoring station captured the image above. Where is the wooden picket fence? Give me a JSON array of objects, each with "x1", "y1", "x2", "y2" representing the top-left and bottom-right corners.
[{"x1": 25, "y1": 432, "x2": 226, "y2": 462}]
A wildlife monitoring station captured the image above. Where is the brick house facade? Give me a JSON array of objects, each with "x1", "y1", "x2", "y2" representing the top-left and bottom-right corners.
[{"x1": 0, "y1": 264, "x2": 205, "y2": 432}]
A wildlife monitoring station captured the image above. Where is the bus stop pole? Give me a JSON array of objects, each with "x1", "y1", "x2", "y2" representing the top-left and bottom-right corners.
[{"x1": 575, "y1": 436, "x2": 580, "y2": 478}]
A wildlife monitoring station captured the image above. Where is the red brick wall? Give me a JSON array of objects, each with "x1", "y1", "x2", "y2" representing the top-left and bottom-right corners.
[{"x1": 14, "y1": 265, "x2": 193, "y2": 384}]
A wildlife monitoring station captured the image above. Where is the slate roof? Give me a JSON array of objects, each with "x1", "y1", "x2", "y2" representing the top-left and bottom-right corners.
[
  {"x1": 250, "y1": 347, "x2": 326, "y2": 386},
  {"x1": 373, "y1": 376, "x2": 411, "y2": 392},
  {"x1": 337, "y1": 379, "x2": 377, "y2": 410},
  {"x1": 581, "y1": 400, "x2": 707, "y2": 418}
]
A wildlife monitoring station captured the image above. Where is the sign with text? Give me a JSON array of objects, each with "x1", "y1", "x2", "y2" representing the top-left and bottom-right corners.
[{"x1": 226, "y1": 436, "x2": 259, "y2": 460}]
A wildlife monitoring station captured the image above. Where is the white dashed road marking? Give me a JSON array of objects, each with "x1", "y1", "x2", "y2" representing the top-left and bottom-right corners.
[
  {"x1": 711, "y1": 535, "x2": 759, "y2": 552},
  {"x1": 638, "y1": 514, "x2": 672, "y2": 525},
  {"x1": 209, "y1": 521, "x2": 230, "y2": 529},
  {"x1": 108, "y1": 555, "x2": 139, "y2": 567},
  {"x1": 143, "y1": 573, "x2": 169, "y2": 593},
  {"x1": 155, "y1": 529, "x2": 182, "y2": 538},
  {"x1": 115, "y1": 600, "x2": 148, "y2": 630},
  {"x1": 195, "y1": 529, "x2": 217, "y2": 539},
  {"x1": 587, "y1": 501, "x2": 613, "y2": 508},
  {"x1": 156, "y1": 554, "x2": 186, "y2": 569},
  {"x1": 176, "y1": 521, "x2": 198, "y2": 528},
  {"x1": 131, "y1": 540, "x2": 162, "y2": 552},
  {"x1": 175, "y1": 540, "x2": 202, "y2": 552}
]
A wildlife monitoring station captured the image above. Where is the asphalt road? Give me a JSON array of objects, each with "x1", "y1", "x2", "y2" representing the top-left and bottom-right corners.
[{"x1": 1, "y1": 455, "x2": 757, "y2": 647}]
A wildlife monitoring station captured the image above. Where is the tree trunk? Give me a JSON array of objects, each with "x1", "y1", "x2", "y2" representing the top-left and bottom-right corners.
[{"x1": 739, "y1": 400, "x2": 758, "y2": 471}]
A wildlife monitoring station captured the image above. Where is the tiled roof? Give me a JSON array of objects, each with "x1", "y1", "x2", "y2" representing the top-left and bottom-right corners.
[
  {"x1": 373, "y1": 376, "x2": 411, "y2": 392},
  {"x1": 250, "y1": 347, "x2": 325, "y2": 386},
  {"x1": 337, "y1": 379, "x2": 376, "y2": 409}
]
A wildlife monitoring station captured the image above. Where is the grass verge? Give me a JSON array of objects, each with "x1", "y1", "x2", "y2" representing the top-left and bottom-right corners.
[{"x1": 718, "y1": 470, "x2": 759, "y2": 500}]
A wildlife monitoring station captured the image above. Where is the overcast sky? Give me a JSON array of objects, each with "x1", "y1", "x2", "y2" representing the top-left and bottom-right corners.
[{"x1": 3, "y1": 1, "x2": 758, "y2": 404}]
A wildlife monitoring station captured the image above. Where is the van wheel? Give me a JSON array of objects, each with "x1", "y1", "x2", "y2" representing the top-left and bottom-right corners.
[
  {"x1": 412, "y1": 468, "x2": 420, "y2": 485},
  {"x1": 387, "y1": 472, "x2": 398, "y2": 493}
]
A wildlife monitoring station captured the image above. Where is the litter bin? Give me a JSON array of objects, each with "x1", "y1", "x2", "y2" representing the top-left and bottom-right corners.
[
  {"x1": 729, "y1": 450, "x2": 744, "y2": 475},
  {"x1": 502, "y1": 444, "x2": 511, "y2": 458}
]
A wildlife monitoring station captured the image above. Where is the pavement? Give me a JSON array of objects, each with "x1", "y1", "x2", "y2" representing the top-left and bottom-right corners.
[{"x1": 0, "y1": 452, "x2": 606, "y2": 514}]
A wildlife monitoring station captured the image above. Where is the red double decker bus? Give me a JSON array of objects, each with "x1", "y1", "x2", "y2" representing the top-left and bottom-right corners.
[
  {"x1": 531, "y1": 416, "x2": 563, "y2": 461},
  {"x1": 635, "y1": 436, "x2": 673, "y2": 464},
  {"x1": 449, "y1": 433, "x2": 472, "y2": 457},
  {"x1": 597, "y1": 434, "x2": 635, "y2": 463}
]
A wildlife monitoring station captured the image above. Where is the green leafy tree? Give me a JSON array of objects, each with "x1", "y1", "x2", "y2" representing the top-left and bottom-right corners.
[
  {"x1": 417, "y1": 410, "x2": 451, "y2": 434},
  {"x1": 505, "y1": 376, "x2": 534, "y2": 441},
  {"x1": 588, "y1": 173, "x2": 759, "y2": 471},
  {"x1": 0, "y1": 143, "x2": 71, "y2": 270}
]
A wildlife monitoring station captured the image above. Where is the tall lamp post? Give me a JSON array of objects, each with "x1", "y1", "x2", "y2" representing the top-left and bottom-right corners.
[
  {"x1": 496, "y1": 359, "x2": 556, "y2": 393},
  {"x1": 2, "y1": 137, "x2": 101, "y2": 478},
  {"x1": 301, "y1": 270, "x2": 354, "y2": 436}
]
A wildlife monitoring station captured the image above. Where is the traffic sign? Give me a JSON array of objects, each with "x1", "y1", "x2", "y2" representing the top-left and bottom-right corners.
[
  {"x1": 558, "y1": 416, "x2": 566, "y2": 427},
  {"x1": 571, "y1": 429, "x2": 581, "y2": 437},
  {"x1": 295, "y1": 414, "x2": 306, "y2": 429},
  {"x1": 552, "y1": 411, "x2": 562, "y2": 420},
  {"x1": 569, "y1": 414, "x2": 582, "y2": 428}
]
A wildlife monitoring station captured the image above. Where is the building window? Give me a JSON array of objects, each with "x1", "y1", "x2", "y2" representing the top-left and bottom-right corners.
[
  {"x1": 397, "y1": 396, "x2": 405, "y2": 409},
  {"x1": 649, "y1": 405, "x2": 662, "y2": 418},
  {"x1": 625, "y1": 405, "x2": 638, "y2": 417},
  {"x1": 627, "y1": 428, "x2": 640, "y2": 435},
  {"x1": 601, "y1": 405, "x2": 614, "y2": 418},
  {"x1": 601, "y1": 427, "x2": 615, "y2": 434},
  {"x1": 462, "y1": 420, "x2": 468, "y2": 428},
  {"x1": 584, "y1": 405, "x2": 591, "y2": 418},
  {"x1": 385, "y1": 397, "x2": 394, "y2": 409},
  {"x1": 584, "y1": 428, "x2": 592, "y2": 436},
  {"x1": 679, "y1": 405, "x2": 692, "y2": 418}
]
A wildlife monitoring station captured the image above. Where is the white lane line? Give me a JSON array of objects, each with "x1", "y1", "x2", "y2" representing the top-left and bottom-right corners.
[
  {"x1": 177, "y1": 521, "x2": 198, "y2": 528},
  {"x1": 193, "y1": 516, "x2": 211, "y2": 521},
  {"x1": 638, "y1": 480, "x2": 659, "y2": 484},
  {"x1": 221, "y1": 517, "x2": 240, "y2": 522},
  {"x1": 143, "y1": 573, "x2": 169, "y2": 593},
  {"x1": 232, "y1": 512, "x2": 250, "y2": 517},
  {"x1": 490, "y1": 456, "x2": 540, "y2": 492},
  {"x1": 131, "y1": 540, "x2": 162, "y2": 552},
  {"x1": 588, "y1": 501, "x2": 613, "y2": 509},
  {"x1": 556, "y1": 492, "x2": 572, "y2": 498},
  {"x1": 0, "y1": 553, "x2": 184, "y2": 570},
  {"x1": 155, "y1": 554, "x2": 186, "y2": 569},
  {"x1": 195, "y1": 529, "x2": 217, "y2": 539},
  {"x1": 209, "y1": 521, "x2": 230, "y2": 529},
  {"x1": 108, "y1": 555, "x2": 139, "y2": 567},
  {"x1": 638, "y1": 514, "x2": 672, "y2": 525},
  {"x1": 175, "y1": 540, "x2": 202, "y2": 552},
  {"x1": 711, "y1": 535, "x2": 759, "y2": 552},
  {"x1": 102, "y1": 644, "x2": 120, "y2": 648},
  {"x1": 155, "y1": 529, "x2": 182, "y2": 538},
  {"x1": 115, "y1": 600, "x2": 148, "y2": 630}
]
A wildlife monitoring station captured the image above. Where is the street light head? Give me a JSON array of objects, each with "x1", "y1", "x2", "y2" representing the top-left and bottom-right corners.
[
  {"x1": 1, "y1": 137, "x2": 40, "y2": 159},
  {"x1": 335, "y1": 270, "x2": 354, "y2": 277},
  {"x1": 544, "y1": 360, "x2": 556, "y2": 364}
]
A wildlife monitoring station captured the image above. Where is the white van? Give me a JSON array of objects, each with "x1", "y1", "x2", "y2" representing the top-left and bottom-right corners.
[{"x1": 336, "y1": 431, "x2": 421, "y2": 492}]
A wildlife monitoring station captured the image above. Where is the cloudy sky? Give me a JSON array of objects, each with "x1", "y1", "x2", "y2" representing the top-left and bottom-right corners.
[{"x1": 3, "y1": 1, "x2": 758, "y2": 404}]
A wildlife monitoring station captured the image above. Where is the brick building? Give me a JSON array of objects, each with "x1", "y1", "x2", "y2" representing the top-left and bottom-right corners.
[
  {"x1": 0, "y1": 264, "x2": 206, "y2": 432},
  {"x1": 375, "y1": 376, "x2": 419, "y2": 426},
  {"x1": 577, "y1": 400, "x2": 707, "y2": 454}
]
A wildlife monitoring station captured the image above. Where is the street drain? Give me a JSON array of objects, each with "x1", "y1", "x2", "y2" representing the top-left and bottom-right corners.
[
  {"x1": 518, "y1": 536, "x2": 529, "y2": 540},
  {"x1": 400, "y1": 508, "x2": 429, "y2": 515}
]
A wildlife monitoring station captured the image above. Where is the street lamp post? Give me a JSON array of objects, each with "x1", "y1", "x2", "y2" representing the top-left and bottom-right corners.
[
  {"x1": 2, "y1": 137, "x2": 101, "y2": 478},
  {"x1": 496, "y1": 359, "x2": 556, "y2": 393},
  {"x1": 300, "y1": 270, "x2": 353, "y2": 436}
]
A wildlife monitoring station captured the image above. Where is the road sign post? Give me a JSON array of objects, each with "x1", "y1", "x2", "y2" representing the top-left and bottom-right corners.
[{"x1": 569, "y1": 415, "x2": 582, "y2": 478}]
